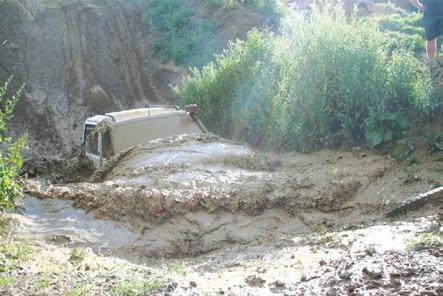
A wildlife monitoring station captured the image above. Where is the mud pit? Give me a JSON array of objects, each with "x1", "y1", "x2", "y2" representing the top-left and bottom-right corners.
[
  {"x1": 22, "y1": 134, "x2": 443, "y2": 258},
  {"x1": 9, "y1": 195, "x2": 442, "y2": 295},
  {"x1": 10, "y1": 196, "x2": 137, "y2": 253},
  {"x1": 5, "y1": 134, "x2": 440, "y2": 295}
]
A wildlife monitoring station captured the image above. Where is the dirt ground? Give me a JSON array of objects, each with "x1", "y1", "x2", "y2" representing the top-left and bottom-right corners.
[{"x1": 1, "y1": 134, "x2": 441, "y2": 295}]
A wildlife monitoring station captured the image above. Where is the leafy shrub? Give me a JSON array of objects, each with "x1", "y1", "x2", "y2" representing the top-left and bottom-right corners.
[
  {"x1": 176, "y1": 29, "x2": 275, "y2": 145},
  {"x1": 364, "y1": 110, "x2": 411, "y2": 149},
  {"x1": 177, "y1": 6, "x2": 437, "y2": 152},
  {"x1": 424, "y1": 131, "x2": 443, "y2": 153},
  {"x1": 369, "y1": 11, "x2": 425, "y2": 53},
  {"x1": 0, "y1": 78, "x2": 26, "y2": 210}
]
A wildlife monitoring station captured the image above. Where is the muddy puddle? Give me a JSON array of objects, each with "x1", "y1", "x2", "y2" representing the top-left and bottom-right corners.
[
  {"x1": 9, "y1": 195, "x2": 437, "y2": 260},
  {"x1": 11, "y1": 195, "x2": 315, "y2": 259},
  {"x1": 21, "y1": 135, "x2": 443, "y2": 258},
  {"x1": 10, "y1": 195, "x2": 139, "y2": 254}
]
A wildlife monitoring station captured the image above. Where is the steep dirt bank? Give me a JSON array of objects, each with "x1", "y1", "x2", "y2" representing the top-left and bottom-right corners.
[{"x1": 0, "y1": 0, "x2": 166, "y2": 156}]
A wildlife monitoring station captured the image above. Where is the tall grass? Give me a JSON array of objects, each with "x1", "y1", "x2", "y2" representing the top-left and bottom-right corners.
[{"x1": 177, "y1": 6, "x2": 438, "y2": 152}]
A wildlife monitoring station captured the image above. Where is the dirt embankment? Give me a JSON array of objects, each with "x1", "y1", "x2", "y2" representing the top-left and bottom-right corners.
[{"x1": 0, "y1": 0, "x2": 168, "y2": 156}]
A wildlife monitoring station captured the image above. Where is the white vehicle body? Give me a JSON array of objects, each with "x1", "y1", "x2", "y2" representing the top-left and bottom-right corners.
[{"x1": 81, "y1": 106, "x2": 205, "y2": 164}]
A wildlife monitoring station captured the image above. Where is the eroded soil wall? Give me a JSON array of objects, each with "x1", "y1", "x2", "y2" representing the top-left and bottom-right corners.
[{"x1": 0, "y1": 0, "x2": 165, "y2": 156}]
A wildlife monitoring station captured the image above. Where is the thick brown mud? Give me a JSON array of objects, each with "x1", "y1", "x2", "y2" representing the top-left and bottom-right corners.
[
  {"x1": 21, "y1": 134, "x2": 443, "y2": 258},
  {"x1": 2, "y1": 134, "x2": 439, "y2": 295}
]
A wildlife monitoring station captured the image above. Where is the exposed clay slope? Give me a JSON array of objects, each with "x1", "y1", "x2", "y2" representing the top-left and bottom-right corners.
[{"x1": 0, "y1": 0, "x2": 167, "y2": 156}]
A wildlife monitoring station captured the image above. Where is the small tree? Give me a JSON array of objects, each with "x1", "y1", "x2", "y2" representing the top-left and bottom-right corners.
[{"x1": 0, "y1": 77, "x2": 26, "y2": 210}]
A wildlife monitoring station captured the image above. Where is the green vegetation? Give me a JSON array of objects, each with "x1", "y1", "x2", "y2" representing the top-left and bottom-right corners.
[
  {"x1": 0, "y1": 77, "x2": 26, "y2": 210},
  {"x1": 178, "y1": 6, "x2": 440, "y2": 152},
  {"x1": 204, "y1": 0, "x2": 282, "y2": 15},
  {"x1": 369, "y1": 4, "x2": 443, "y2": 54},
  {"x1": 0, "y1": 219, "x2": 32, "y2": 274},
  {"x1": 425, "y1": 131, "x2": 443, "y2": 153},
  {"x1": 34, "y1": 275, "x2": 52, "y2": 290},
  {"x1": 370, "y1": 9, "x2": 425, "y2": 53},
  {"x1": 65, "y1": 285, "x2": 90, "y2": 296},
  {"x1": 0, "y1": 277, "x2": 15, "y2": 289},
  {"x1": 145, "y1": 0, "x2": 281, "y2": 67},
  {"x1": 168, "y1": 260, "x2": 186, "y2": 276},
  {"x1": 145, "y1": 0, "x2": 220, "y2": 66},
  {"x1": 68, "y1": 247, "x2": 86, "y2": 264},
  {"x1": 111, "y1": 276, "x2": 165, "y2": 296},
  {"x1": 406, "y1": 231, "x2": 443, "y2": 251},
  {"x1": 0, "y1": 239, "x2": 32, "y2": 273},
  {"x1": 401, "y1": 165, "x2": 420, "y2": 184}
]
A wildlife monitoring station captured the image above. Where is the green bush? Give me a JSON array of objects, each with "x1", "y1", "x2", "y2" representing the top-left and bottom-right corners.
[
  {"x1": 176, "y1": 30, "x2": 275, "y2": 145},
  {"x1": 0, "y1": 78, "x2": 26, "y2": 210},
  {"x1": 369, "y1": 11, "x2": 425, "y2": 53},
  {"x1": 177, "y1": 6, "x2": 437, "y2": 152}
]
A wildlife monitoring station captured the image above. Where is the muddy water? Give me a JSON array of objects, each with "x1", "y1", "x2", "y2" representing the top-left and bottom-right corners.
[
  {"x1": 10, "y1": 196, "x2": 429, "y2": 260},
  {"x1": 22, "y1": 134, "x2": 443, "y2": 259},
  {"x1": 11, "y1": 196, "x2": 139, "y2": 253},
  {"x1": 11, "y1": 195, "x2": 313, "y2": 259},
  {"x1": 7, "y1": 194, "x2": 442, "y2": 295},
  {"x1": 119, "y1": 142, "x2": 251, "y2": 170},
  {"x1": 9, "y1": 135, "x2": 443, "y2": 294}
]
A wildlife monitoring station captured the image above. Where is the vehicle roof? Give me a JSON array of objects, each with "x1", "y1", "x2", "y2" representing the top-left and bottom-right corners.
[
  {"x1": 105, "y1": 107, "x2": 184, "y2": 122},
  {"x1": 85, "y1": 115, "x2": 109, "y2": 125}
]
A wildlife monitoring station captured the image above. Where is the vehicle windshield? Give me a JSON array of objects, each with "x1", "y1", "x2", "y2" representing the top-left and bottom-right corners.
[{"x1": 83, "y1": 124, "x2": 99, "y2": 155}]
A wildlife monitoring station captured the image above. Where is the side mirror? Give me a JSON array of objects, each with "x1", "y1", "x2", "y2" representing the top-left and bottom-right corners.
[{"x1": 185, "y1": 104, "x2": 198, "y2": 115}]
